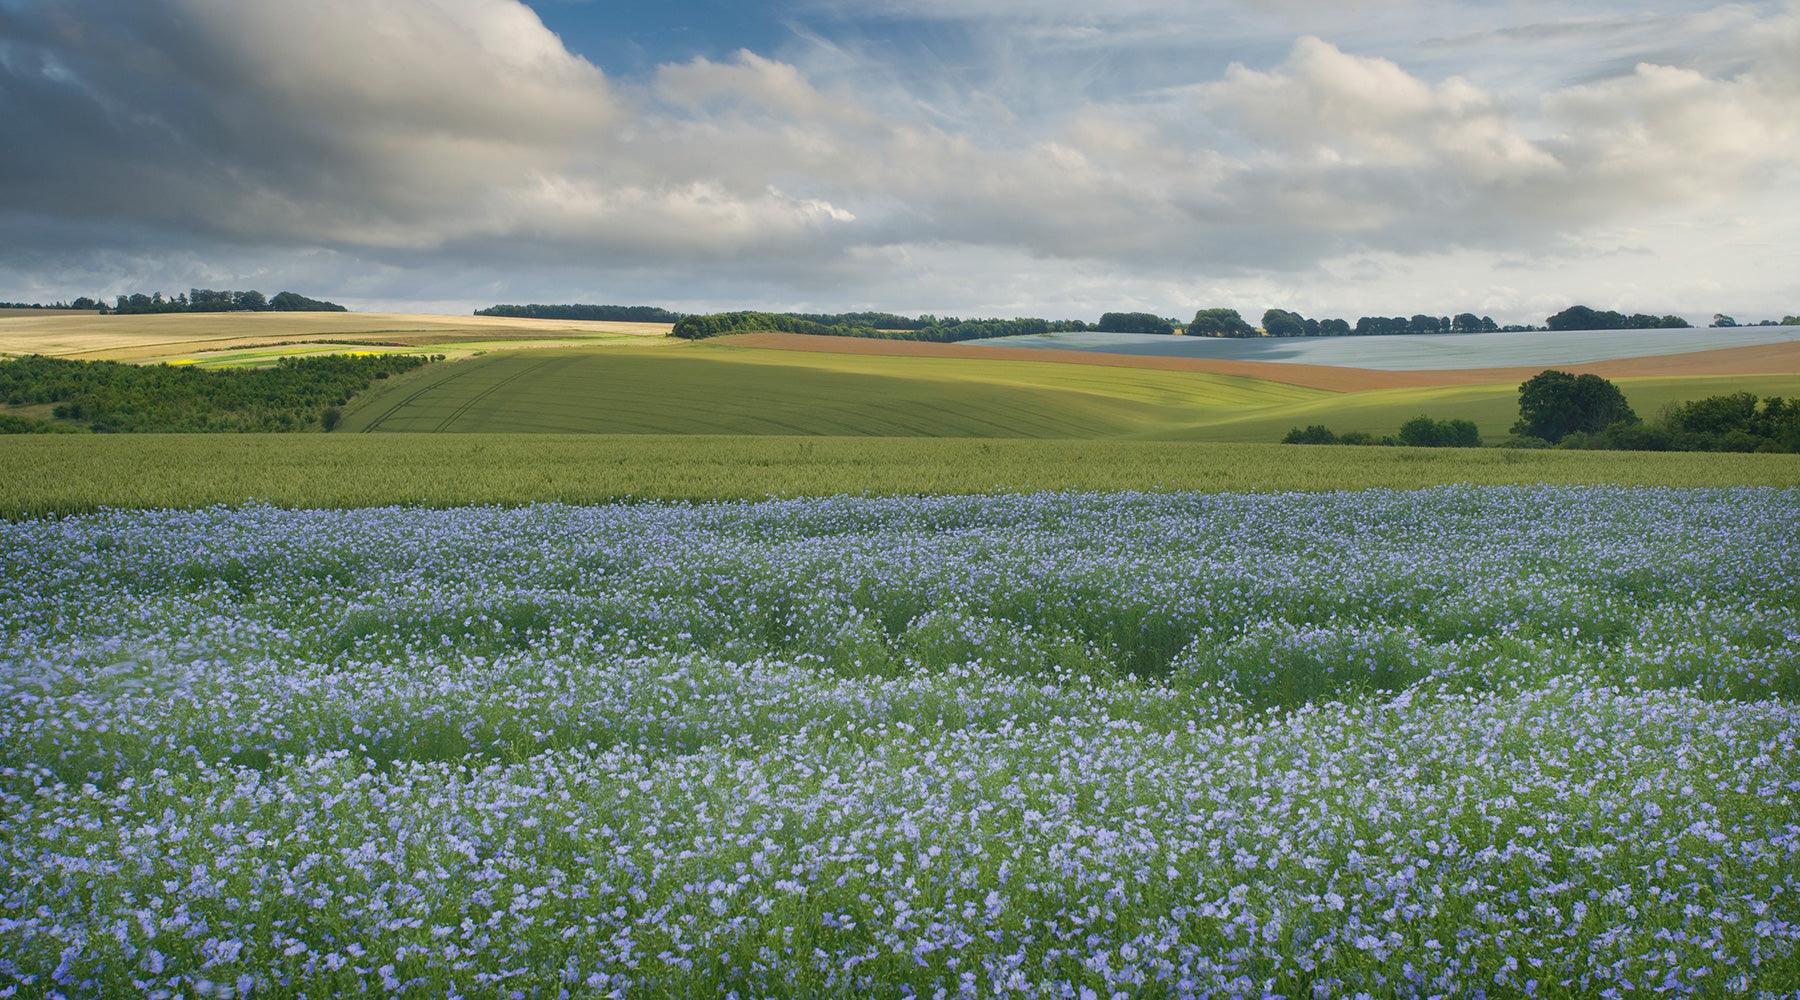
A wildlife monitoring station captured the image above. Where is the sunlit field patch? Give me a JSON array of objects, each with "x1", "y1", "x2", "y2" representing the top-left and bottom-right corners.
[{"x1": 1, "y1": 487, "x2": 1797, "y2": 997}]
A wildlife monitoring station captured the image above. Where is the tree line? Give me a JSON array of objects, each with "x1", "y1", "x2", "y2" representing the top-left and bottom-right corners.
[
  {"x1": 475, "y1": 304, "x2": 686, "y2": 323},
  {"x1": 1190, "y1": 304, "x2": 1721, "y2": 338},
  {"x1": 103, "y1": 290, "x2": 347, "y2": 315},
  {"x1": 0, "y1": 298, "x2": 105, "y2": 311},
  {"x1": 1188, "y1": 307, "x2": 1504, "y2": 338},
  {"x1": 670, "y1": 311, "x2": 1090, "y2": 343},
  {"x1": 0, "y1": 353, "x2": 431, "y2": 433}
]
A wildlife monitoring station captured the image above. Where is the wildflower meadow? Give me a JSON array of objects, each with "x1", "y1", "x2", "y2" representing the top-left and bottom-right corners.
[{"x1": 2, "y1": 486, "x2": 1797, "y2": 997}]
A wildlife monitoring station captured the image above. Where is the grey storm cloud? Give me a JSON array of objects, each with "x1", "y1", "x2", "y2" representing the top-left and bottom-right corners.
[{"x1": 0, "y1": 0, "x2": 1796, "y2": 315}]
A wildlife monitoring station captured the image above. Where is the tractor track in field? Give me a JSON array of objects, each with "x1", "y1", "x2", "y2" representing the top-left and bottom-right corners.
[
  {"x1": 358, "y1": 359, "x2": 488, "y2": 432},
  {"x1": 431, "y1": 358, "x2": 559, "y2": 432}
]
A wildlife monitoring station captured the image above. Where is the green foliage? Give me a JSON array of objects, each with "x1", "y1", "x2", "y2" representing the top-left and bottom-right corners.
[
  {"x1": 1187, "y1": 308, "x2": 1257, "y2": 338},
  {"x1": 1398, "y1": 415, "x2": 1482, "y2": 448},
  {"x1": 474, "y1": 303, "x2": 684, "y2": 322},
  {"x1": 670, "y1": 311, "x2": 1089, "y2": 343},
  {"x1": 109, "y1": 288, "x2": 344, "y2": 314},
  {"x1": 788, "y1": 311, "x2": 935, "y2": 330},
  {"x1": 1282, "y1": 424, "x2": 1338, "y2": 444},
  {"x1": 268, "y1": 291, "x2": 348, "y2": 312},
  {"x1": 0, "y1": 354, "x2": 433, "y2": 432},
  {"x1": 1783, "y1": 315, "x2": 1799, "y2": 326},
  {"x1": 2, "y1": 436, "x2": 1795, "y2": 517},
  {"x1": 1559, "y1": 393, "x2": 1800, "y2": 453},
  {"x1": 0, "y1": 413, "x2": 80, "y2": 434},
  {"x1": 1545, "y1": 305, "x2": 1691, "y2": 331},
  {"x1": 1514, "y1": 370, "x2": 1638, "y2": 443},
  {"x1": 1096, "y1": 311, "x2": 1175, "y2": 335},
  {"x1": 0, "y1": 297, "x2": 102, "y2": 310},
  {"x1": 670, "y1": 311, "x2": 861, "y2": 340},
  {"x1": 1283, "y1": 417, "x2": 1476, "y2": 448},
  {"x1": 1260, "y1": 308, "x2": 1306, "y2": 338}
]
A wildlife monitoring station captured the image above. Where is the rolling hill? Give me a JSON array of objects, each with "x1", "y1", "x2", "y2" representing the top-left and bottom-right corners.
[{"x1": 336, "y1": 338, "x2": 1800, "y2": 441}]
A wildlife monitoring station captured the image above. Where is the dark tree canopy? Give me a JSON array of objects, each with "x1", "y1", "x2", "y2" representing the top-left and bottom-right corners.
[
  {"x1": 269, "y1": 291, "x2": 346, "y2": 312},
  {"x1": 670, "y1": 311, "x2": 1087, "y2": 343},
  {"x1": 1282, "y1": 425, "x2": 1339, "y2": 444},
  {"x1": 476, "y1": 304, "x2": 685, "y2": 323},
  {"x1": 1450, "y1": 313, "x2": 1499, "y2": 333},
  {"x1": 0, "y1": 353, "x2": 432, "y2": 432},
  {"x1": 1513, "y1": 370, "x2": 1638, "y2": 443},
  {"x1": 1096, "y1": 312, "x2": 1176, "y2": 335},
  {"x1": 1187, "y1": 308, "x2": 1257, "y2": 338},
  {"x1": 1261, "y1": 308, "x2": 1307, "y2": 338},
  {"x1": 1545, "y1": 306, "x2": 1691, "y2": 331},
  {"x1": 1398, "y1": 415, "x2": 1481, "y2": 448},
  {"x1": 108, "y1": 289, "x2": 343, "y2": 315}
]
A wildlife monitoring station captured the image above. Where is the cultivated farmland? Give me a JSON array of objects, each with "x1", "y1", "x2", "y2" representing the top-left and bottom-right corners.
[
  {"x1": 969, "y1": 323, "x2": 1800, "y2": 370},
  {"x1": 0, "y1": 311, "x2": 670, "y2": 365},
  {"x1": 1, "y1": 487, "x2": 1796, "y2": 996},
  {"x1": 327, "y1": 339, "x2": 1800, "y2": 441},
  {"x1": 1, "y1": 434, "x2": 1797, "y2": 516}
]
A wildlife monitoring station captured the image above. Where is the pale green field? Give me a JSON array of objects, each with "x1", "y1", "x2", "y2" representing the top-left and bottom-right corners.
[
  {"x1": 338, "y1": 343, "x2": 1327, "y2": 436},
  {"x1": 1, "y1": 434, "x2": 1794, "y2": 516}
]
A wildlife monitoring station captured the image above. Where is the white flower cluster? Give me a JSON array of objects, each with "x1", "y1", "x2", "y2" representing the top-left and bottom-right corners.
[{"x1": 1, "y1": 487, "x2": 1796, "y2": 997}]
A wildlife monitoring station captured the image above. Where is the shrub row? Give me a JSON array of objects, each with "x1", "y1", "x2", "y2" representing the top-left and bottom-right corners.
[{"x1": 0, "y1": 354, "x2": 436, "y2": 432}]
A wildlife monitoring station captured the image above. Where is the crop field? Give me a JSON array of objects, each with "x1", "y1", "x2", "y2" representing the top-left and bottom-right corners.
[
  {"x1": 1171, "y1": 373, "x2": 1800, "y2": 442},
  {"x1": 336, "y1": 345, "x2": 1325, "y2": 436},
  {"x1": 970, "y1": 324, "x2": 1800, "y2": 370},
  {"x1": 1, "y1": 487, "x2": 1796, "y2": 997},
  {"x1": 0, "y1": 312, "x2": 671, "y2": 365},
  {"x1": 329, "y1": 342, "x2": 1800, "y2": 441},
  {"x1": 3, "y1": 434, "x2": 1798, "y2": 516}
]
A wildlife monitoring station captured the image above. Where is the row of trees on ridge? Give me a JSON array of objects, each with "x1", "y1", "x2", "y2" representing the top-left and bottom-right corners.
[{"x1": 105, "y1": 290, "x2": 346, "y2": 314}]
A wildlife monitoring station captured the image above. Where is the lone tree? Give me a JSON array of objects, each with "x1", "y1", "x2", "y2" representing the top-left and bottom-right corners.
[
  {"x1": 1514, "y1": 370, "x2": 1637, "y2": 443},
  {"x1": 1188, "y1": 308, "x2": 1257, "y2": 338}
]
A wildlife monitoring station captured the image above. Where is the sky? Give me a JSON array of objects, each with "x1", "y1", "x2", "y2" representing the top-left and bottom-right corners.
[{"x1": 0, "y1": 0, "x2": 1796, "y2": 323}]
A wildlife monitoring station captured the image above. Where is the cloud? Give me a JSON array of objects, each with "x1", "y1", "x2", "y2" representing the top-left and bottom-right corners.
[{"x1": 0, "y1": 0, "x2": 1796, "y2": 318}]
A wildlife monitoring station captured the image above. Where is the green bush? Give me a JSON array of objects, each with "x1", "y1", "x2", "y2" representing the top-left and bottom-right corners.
[
  {"x1": 1285, "y1": 419, "x2": 1474, "y2": 448},
  {"x1": 0, "y1": 412, "x2": 78, "y2": 434},
  {"x1": 1398, "y1": 415, "x2": 1481, "y2": 448},
  {"x1": 1282, "y1": 425, "x2": 1337, "y2": 444},
  {"x1": 1551, "y1": 392, "x2": 1799, "y2": 453},
  {"x1": 670, "y1": 311, "x2": 1089, "y2": 343}
]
